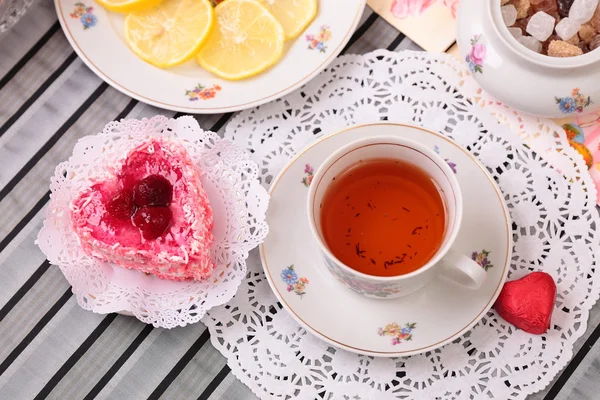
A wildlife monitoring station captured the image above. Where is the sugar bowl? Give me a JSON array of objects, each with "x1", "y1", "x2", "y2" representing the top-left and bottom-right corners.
[{"x1": 456, "y1": 0, "x2": 600, "y2": 118}]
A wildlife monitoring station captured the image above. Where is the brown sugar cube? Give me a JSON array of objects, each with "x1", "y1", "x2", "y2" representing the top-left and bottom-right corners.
[
  {"x1": 579, "y1": 24, "x2": 596, "y2": 42},
  {"x1": 590, "y1": 35, "x2": 600, "y2": 51},
  {"x1": 532, "y1": 0, "x2": 558, "y2": 13},
  {"x1": 550, "y1": 10, "x2": 561, "y2": 20},
  {"x1": 542, "y1": 33, "x2": 560, "y2": 53},
  {"x1": 577, "y1": 41, "x2": 590, "y2": 53},
  {"x1": 548, "y1": 40, "x2": 584, "y2": 56},
  {"x1": 513, "y1": 0, "x2": 531, "y2": 18},
  {"x1": 565, "y1": 34, "x2": 580, "y2": 45},
  {"x1": 591, "y1": 4, "x2": 600, "y2": 32},
  {"x1": 544, "y1": 34, "x2": 578, "y2": 50}
]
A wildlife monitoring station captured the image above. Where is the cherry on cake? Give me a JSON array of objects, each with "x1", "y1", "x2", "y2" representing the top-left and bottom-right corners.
[{"x1": 71, "y1": 138, "x2": 215, "y2": 281}]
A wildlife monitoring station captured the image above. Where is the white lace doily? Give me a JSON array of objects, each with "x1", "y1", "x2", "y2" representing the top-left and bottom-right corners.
[
  {"x1": 37, "y1": 116, "x2": 269, "y2": 328},
  {"x1": 202, "y1": 50, "x2": 600, "y2": 399}
]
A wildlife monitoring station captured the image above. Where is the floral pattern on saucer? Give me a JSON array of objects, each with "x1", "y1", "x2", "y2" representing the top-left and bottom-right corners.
[
  {"x1": 302, "y1": 164, "x2": 314, "y2": 187},
  {"x1": 377, "y1": 322, "x2": 416, "y2": 345},
  {"x1": 185, "y1": 84, "x2": 222, "y2": 101},
  {"x1": 306, "y1": 26, "x2": 332, "y2": 53},
  {"x1": 556, "y1": 88, "x2": 593, "y2": 114},
  {"x1": 70, "y1": 2, "x2": 97, "y2": 30},
  {"x1": 472, "y1": 249, "x2": 493, "y2": 271},
  {"x1": 281, "y1": 265, "x2": 309, "y2": 298}
]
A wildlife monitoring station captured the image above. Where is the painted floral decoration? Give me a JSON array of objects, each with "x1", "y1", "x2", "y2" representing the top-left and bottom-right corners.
[
  {"x1": 185, "y1": 84, "x2": 222, "y2": 101},
  {"x1": 306, "y1": 26, "x2": 332, "y2": 53},
  {"x1": 390, "y1": 0, "x2": 457, "y2": 19},
  {"x1": 323, "y1": 256, "x2": 400, "y2": 298},
  {"x1": 302, "y1": 164, "x2": 314, "y2": 187},
  {"x1": 377, "y1": 322, "x2": 416, "y2": 345},
  {"x1": 434, "y1": 145, "x2": 457, "y2": 173},
  {"x1": 70, "y1": 2, "x2": 97, "y2": 30},
  {"x1": 281, "y1": 265, "x2": 309, "y2": 298},
  {"x1": 556, "y1": 88, "x2": 593, "y2": 114},
  {"x1": 472, "y1": 249, "x2": 493, "y2": 271},
  {"x1": 465, "y1": 35, "x2": 486, "y2": 74}
]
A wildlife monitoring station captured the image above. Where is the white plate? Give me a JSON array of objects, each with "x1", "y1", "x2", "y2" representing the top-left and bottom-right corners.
[
  {"x1": 260, "y1": 123, "x2": 512, "y2": 357},
  {"x1": 55, "y1": 0, "x2": 366, "y2": 113}
]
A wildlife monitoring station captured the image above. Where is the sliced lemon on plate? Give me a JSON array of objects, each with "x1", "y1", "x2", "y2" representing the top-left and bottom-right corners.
[
  {"x1": 96, "y1": 0, "x2": 161, "y2": 13},
  {"x1": 257, "y1": 0, "x2": 317, "y2": 40},
  {"x1": 197, "y1": 0, "x2": 285, "y2": 80},
  {"x1": 124, "y1": 0, "x2": 214, "y2": 68}
]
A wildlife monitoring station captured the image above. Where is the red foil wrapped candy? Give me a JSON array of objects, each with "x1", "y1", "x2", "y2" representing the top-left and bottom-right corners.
[{"x1": 493, "y1": 272, "x2": 556, "y2": 335}]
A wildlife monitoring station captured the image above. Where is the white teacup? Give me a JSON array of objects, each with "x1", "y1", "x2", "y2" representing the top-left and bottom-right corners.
[{"x1": 307, "y1": 134, "x2": 487, "y2": 299}]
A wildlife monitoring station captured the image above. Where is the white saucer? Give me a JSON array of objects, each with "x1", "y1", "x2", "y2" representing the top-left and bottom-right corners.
[
  {"x1": 260, "y1": 123, "x2": 511, "y2": 357},
  {"x1": 55, "y1": 0, "x2": 365, "y2": 113}
]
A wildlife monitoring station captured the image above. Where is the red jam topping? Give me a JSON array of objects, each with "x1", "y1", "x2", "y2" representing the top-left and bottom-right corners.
[{"x1": 103, "y1": 175, "x2": 174, "y2": 241}]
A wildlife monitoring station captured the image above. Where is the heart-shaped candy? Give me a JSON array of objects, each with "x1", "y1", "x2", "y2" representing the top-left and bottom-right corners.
[
  {"x1": 493, "y1": 272, "x2": 556, "y2": 334},
  {"x1": 71, "y1": 138, "x2": 215, "y2": 281}
]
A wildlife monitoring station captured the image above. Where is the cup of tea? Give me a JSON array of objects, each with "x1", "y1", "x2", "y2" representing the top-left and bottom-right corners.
[{"x1": 307, "y1": 134, "x2": 487, "y2": 299}]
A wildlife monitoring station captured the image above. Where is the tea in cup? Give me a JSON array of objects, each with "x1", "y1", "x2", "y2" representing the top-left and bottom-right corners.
[{"x1": 307, "y1": 134, "x2": 487, "y2": 299}]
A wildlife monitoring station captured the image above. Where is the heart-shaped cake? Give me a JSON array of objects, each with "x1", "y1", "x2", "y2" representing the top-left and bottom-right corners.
[{"x1": 71, "y1": 137, "x2": 215, "y2": 281}]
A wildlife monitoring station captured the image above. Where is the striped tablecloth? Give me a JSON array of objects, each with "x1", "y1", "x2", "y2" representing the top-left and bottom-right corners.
[{"x1": 1, "y1": 1, "x2": 599, "y2": 399}]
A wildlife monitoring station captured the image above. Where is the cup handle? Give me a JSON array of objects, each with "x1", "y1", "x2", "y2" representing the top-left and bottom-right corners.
[{"x1": 437, "y1": 248, "x2": 487, "y2": 289}]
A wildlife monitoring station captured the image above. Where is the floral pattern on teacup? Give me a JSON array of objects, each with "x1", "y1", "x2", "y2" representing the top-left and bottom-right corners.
[
  {"x1": 281, "y1": 265, "x2": 309, "y2": 298},
  {"x1": 323, "y1": 254, "x2": 401, "y2": 298},
  {"x1": 556, "y1": 88, "x2": 593, "y2": 114},
  {"x1": 434, "y1": 145, "x2": 457, "y2": 173},
  {"x1": 472, "y1": 249, "x2": 493, "y2": 271},
  {"x1": 185, "y1": 84, "x2": 222, "y2": 101},
  {"x1": 377, "y1": 322, "x2": 416, "y2": 345},
  {"x1": 465, "y1": 35, "x2": 485, "y2": 75},
  {"x1": 306, "y1": 26, "x2": 332, "y2": 53},
  {"x1": 302, "y1": 164, "x2": 314, "y2": 187},
  {"x1": 70, "y1": 2, "x2": 97, "y2": 30}
]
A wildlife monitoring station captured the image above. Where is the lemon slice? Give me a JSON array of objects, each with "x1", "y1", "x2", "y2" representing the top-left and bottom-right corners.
[
  {"x1": 124, "y1": 0, "x2": 214, "y2": 68},
  {"x1": 96, "y1": 0, "x2": 161, "y2": 13},
  {"x1": 257, "y1": 0, "x2": 317, "y2": 40},
  {"x1": 197, "y1": 0, "x2": 285, "y2": 80}
]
